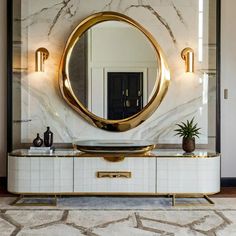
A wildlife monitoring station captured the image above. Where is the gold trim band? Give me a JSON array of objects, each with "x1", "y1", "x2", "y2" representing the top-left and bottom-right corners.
[{"x1": 9, "y1": 191, "x2": 219, "y2": 196}]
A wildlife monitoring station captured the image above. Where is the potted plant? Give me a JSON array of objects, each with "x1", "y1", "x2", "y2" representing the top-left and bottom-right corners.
[{"x1": 174, "y1": 117, "x2": 201, "y2": 153}]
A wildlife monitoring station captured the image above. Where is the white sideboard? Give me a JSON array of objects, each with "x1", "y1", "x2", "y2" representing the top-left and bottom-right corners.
[{"x1": 8, "y1": 149, "x2": 220, "y2": 197}]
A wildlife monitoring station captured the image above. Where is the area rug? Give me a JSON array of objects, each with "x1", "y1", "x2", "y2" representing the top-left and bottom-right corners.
[{"x1": 0, "y1": 197, "x2": 236, "y2": 235}]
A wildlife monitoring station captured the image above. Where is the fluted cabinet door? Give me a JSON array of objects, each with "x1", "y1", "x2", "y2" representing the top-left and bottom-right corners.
[
  {"x1": 156, "y1": 156, "x2": 220, "y2": 194},
  {"x1": 8, "y1": 156, "x2": 73, "y2": 193},
  {"x1": 74, "y1": 157, "x2": 156, "y2": 193}
]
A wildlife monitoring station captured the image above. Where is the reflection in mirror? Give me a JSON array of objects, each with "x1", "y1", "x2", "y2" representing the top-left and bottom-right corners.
[{"x1": 69, "y1": 21, "x2": 159, "y2": 120}]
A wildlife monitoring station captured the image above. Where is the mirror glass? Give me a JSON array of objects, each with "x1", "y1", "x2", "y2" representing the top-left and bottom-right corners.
[{"x1": 68, "y1": 21, "x2": 159, "y2": 120}]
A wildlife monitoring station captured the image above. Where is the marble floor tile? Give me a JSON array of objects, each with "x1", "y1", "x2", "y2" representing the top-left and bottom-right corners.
[{"x1": 0, "y1": 197, "x2": 236, "y2": 235}]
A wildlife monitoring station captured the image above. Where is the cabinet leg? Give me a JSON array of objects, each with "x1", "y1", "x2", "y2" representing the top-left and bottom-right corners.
[
  {"x1": 171, "y1": 194, "x2": 215, "y2": 207},
  {"x1": 10, "y1": 195, "x2": 22, "y2": 206},
  {"x1": 204, "y1": 195, "x2": 215, "y2": 205},
  {"x1": 172, "y1": 194, "x2": 175, "y2": 206}
]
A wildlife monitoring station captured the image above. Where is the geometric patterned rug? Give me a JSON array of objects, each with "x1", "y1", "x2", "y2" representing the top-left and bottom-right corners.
[{"x1": 0, "y1": 197, "x2": 236, "y2": 235}]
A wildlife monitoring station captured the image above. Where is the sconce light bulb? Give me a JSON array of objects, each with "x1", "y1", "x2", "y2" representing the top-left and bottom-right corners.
[
  {"x1": 35, "y1": 47, "x2": 49, "y2": 72},
  {"x1": 181, "y1": 47, "x2": 194, "y2": 73}
]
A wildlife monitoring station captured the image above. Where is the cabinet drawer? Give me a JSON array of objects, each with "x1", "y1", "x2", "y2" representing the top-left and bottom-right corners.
[{"x1": 74, "y1": 157, "x2": 155, "y2": 193}]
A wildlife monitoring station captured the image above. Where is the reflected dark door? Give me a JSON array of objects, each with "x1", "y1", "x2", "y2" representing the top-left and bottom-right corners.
[{"x1": 107, "y1": 72, "x2": 143, "y2": 120}]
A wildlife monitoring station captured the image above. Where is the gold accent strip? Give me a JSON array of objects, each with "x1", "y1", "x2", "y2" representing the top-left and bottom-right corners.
[
  {"x1": 8, "y1": 191, "x2": 219, "y2": 196},
  {"x1": 97, "y1": 171, "x2": 131, "y2": 178},
  {"x1": 8, "y1": 149, "x2": 220, "y2": 158},
  {"x1": 103, "y1": 156, "x2": 125, "y2": 162},
  {"x1": 59, "y1": 11, "x2": 170, "y2": 132},
  {"x1": 76, "y1": 145, "x2": 156, "y2": 156},
  {"x1": 76, "y1": 151, "x2": 220, "y2": 158}
]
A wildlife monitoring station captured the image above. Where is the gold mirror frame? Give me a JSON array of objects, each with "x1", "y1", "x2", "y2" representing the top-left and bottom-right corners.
[{"x1": 59, "y1": 11, "x2": 170, "y2": 132}]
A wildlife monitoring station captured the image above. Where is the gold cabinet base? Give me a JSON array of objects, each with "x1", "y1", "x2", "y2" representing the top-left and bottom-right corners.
[
  {"x1": 9, "y1": 193, "x2": 216, "y2": 207},
  {"x1": 171, "y1": 194, "x2": 215, "y2": 207}
]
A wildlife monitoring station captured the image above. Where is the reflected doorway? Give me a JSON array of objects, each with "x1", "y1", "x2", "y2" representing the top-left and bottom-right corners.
[{"x1": 107, "y1": 72, "x2": 143, "y2": 120}]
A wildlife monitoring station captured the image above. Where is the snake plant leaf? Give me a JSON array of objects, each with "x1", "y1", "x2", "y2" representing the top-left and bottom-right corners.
[{"x1": 174, "y1": 117, "x2": 201, "y2": 138}]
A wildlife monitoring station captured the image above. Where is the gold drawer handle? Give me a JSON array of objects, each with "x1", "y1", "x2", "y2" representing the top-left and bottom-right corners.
[{"x1": 97, "y1": 171, "x2": 131, "y2": 178}]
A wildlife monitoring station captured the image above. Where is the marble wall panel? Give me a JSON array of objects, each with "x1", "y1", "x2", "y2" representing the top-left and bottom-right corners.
[{"x1": 12, "y1": 0, "x2": 216, "y2": 145}]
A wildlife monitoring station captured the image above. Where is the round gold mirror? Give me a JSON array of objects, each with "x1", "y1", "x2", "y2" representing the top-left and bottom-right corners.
[{"x1": 59, "y1": 11, "x2": 170, "y2": 132}]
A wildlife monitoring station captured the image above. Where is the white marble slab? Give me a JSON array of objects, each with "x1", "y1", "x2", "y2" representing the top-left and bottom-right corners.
[{"x1": 13, "y1": 0, "x2": 215, "y2": 145}]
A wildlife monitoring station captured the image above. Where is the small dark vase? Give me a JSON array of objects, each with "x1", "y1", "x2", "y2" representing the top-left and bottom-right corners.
[
  {"x1": 182, "y1": 137, "x2": 195, "y2": 153},
  {"x1": 33, "y1": 133, "x2": 43, "y2": 147},
  {"x1": 44, "y1": 127, "x2": 53, "y2": 147}
]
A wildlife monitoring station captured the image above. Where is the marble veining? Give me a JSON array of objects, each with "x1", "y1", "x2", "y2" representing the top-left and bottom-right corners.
[
  {"x1": 140, "y1": 96, "x2": 203, "y2": 142},
  {"x1": 12, "y1": 0, "x2": 215, "y2": 145},
  {"x1": 102, "y1": 0, "x2": 115, "y2": 11},
  {"x1": 125, "y1": 4, "x2": 177, "y2": 44},
  {"x1": 171, "y1": 1, "x2": 186, "y2": 27},
  {"x1": 13, "y1": 119, "x2": 32, "y2": 123},
  {"x1": 15, "y1": 0, "x2": 79, "y2": 37},
  {"x1": 47, "y1": 0, "x2": 78, "y2": 36}
]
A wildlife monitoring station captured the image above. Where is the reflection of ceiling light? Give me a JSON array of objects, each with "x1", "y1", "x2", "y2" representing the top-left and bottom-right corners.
[
  {"x1": 164, "y1": 67, "x2": 171, "y2": 81},
  {"x1": 181, "y1": 47, "x2": 194, "y2": 73},
  {"x1": 64, "y1": 78, "x2": 71, "y2": 89},
  {"x1": 35, "y1": 47, "x2": 49, "y2": 72}
]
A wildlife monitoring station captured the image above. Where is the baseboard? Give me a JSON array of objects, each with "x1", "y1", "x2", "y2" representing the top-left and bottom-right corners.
[{"x1": 221, "y1": 178, "x2": 236, "y2": 187}]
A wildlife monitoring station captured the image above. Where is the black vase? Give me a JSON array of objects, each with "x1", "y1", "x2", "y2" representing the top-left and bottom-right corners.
[
  {"x1": 33, "y1": 133, "x2": 43, "y2": 147},
  {"x1": 44, "y1": 127, "x2": 53, "y2": 147}
]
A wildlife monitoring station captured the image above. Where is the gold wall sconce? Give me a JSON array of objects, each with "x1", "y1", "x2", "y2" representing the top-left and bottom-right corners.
[
  {"x1": 181, "y1": 47, "x2": 194, "y2": 73},
  {"x1": 35, "y1": 47, "x2": 49, "y2": 72}
]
